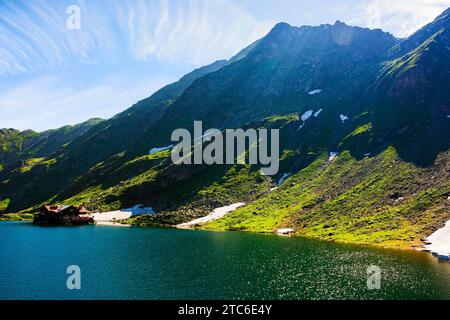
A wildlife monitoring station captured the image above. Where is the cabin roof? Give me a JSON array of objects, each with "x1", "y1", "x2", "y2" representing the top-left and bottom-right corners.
[
  {"x1": 43, "y1": 205, "x2": 69, "y2": 213},
  {"x1": 76, "y1": 206, "x2": 89, "y2": 213},
  {"x1": 41, "y1": 205, "x2": 89, "y2": 214}
]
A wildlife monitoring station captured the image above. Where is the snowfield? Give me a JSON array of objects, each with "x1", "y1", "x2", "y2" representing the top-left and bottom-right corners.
[
  {"x1": 276, "y1": 228, "x2": 295, "y2": 236},
  {"x1": 277, "y1": 173, "x2": 292, "y2": 186},
  {"x1": 92, "y1": 204, "x2": 155, "y2": 222},
  {"x1": 123, "y1": 204, "x2": 156, "y2": 215},
  {"x1": 92, "y1": 211, "x2": 133, "y2": 221},
  {"x1": 424, "y1": 219, "x2": 450, "y2": 258},
  {"x1": 177, "y1": 203, "x2": 246, "y2": 228},
  {"x1": 340, "y1": 114, "x2": 349, "y2": 123},
  {"x1": 301, "y1": 110, "x2": 314, "y2": 122},
  {"x1": 308, "y1": 89, "x2": 322, "y2": 95},
  {"x1": 298, "y1": 109, "x2": 319, "y2": 131},
  {"x1": 329, "y1": 152, "x2": 339, "y2": 161}
]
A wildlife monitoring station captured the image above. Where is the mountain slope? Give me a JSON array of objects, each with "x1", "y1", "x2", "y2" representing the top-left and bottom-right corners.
[
  {"x1": 51, "y1": 21, "x2": 401, "y2": 215},
  {"x1": 0, "y1": 60, "x2": 228, "y2": 212},
  {"x1": 134, "y1": 21, "x2": 397, "y2": 148},
  {"x1": 202, "y1": 10, "x2": 450, "y2": 247},
  {"x1": 0, "y1": 118, "x2": 103, "y2": 173},
  {"x1": 372, "y1": 9, "x2": 450, "y2": 165},
  {"x1": 204, "y1": 148, "x2": 450, "y2": 248}
]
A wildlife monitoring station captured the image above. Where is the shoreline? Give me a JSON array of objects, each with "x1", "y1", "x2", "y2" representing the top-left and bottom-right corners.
[
  {"x1": 95, "y1": 221, "x2": 131, "y2": 227},
  {"x1": 200, "y1": 225, "x2": 421, "y2": 251},
  {"x1": 2, "y1": 212, "x2": 449, "y2": 257}
]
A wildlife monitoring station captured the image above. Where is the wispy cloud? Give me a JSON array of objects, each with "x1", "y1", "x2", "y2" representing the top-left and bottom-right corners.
[
  {"x1": 0, "y1": 0, "x2": 115, "y2": 74},
  {"x1": 121, "y1": 0, "x2": 273, "y2": 65},
  {"x1": 0, "y1": 0, "x2": 273, "y2": 74},
  {"x1": 0, "y1": 0, "x2": 272, "y2": 131},
  {"x1": 1, "y1": 0, "x2": 449, "y2": 73},
  {"x1": 354, "y1": 0, "x2": 450, "y2": 37},
  {"x1": 0, "y1": 74, "x2": 174, "y2": 131}
]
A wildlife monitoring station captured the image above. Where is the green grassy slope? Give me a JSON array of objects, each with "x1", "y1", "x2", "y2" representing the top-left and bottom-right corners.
[
  {"x1": 0, "y1": 119, "x2": 103, "y2": 213},
  {"x1": 204, "y1": 148, "x2": 450, "y2": 249},
  {"x1": 51, "y1": 152, "x2": 272, "y2": 226}
]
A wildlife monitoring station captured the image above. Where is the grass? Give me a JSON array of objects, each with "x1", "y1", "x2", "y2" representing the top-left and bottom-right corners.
[
  {"x1": 60, "y1": 152, "x2": 169, "y2": 212},
  {"x1": 126, "y1": 164, "x2": 272, "y2": 227},
  {"x1": 0, "y1": 213, "x2": 33, "y2": 221},
  {"x1": 381, "y1": 29, "x2": 444, "y2": 80},
  {"x1": 4, "y1": 113, "x2": 448, "y2": 251},
  {"x1": 0, "y1": 198, "x2": 10, "y2": 211},
  {"x1": 203, "y1": 155, "x2": 325, "y2": 233},
  {"x1": 17, "y1": 157, "x2": 46, "y2": 173},
  {"x1": 203, "y1": 147, "x2": 450, "y2": 249},
  {"x1": 55, "y1": 145, "x2": 272, "y2": 225}
]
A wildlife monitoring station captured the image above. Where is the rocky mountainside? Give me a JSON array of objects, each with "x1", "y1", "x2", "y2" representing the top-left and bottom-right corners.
[{"x1": 1, "y1": 8, "x2": 449, "y2": 248}]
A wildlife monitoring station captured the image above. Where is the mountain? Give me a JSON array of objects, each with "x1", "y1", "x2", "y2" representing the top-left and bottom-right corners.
[
  {"x1": 0, "y1": 118, "x2": 103, "y2": 172},
  {"x1": 1, "y1": 8, "x2": 450, "y2": 248},
  {"x1": 0, "y1": 61, "x2": 229, "y2": 212},
  {"x1": 0, "y1": 118, "x2": 104, "y2": 211},
  {"x1": 374, "y1": 7, "x2": 450, "y2": 165}
]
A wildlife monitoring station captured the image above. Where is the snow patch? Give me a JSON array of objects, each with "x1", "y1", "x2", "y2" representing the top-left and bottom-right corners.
[
  {"x1": 177, "y1": 202, "x2": 246, "y2": 228},
  {"x1": 277, "y1": 173, "x2": 292, "y2": 186},
  {"x1": 93, "y1": 211, "x2": 132, "y2": 222},
  {"x1": 308, "y1": 89, "x2": 322, "y2": 95},
  {"x1": 424, "y1": 219, "x2": 450, "y2": 258},
  {"x1": 314, "y1": 109, "x2": 323, "y2": 117},
  {"x1": 276, "y1": 228, "x2": 295, "y2": 236},
  {"x1": 298, "y1": 109, "x2": 316, "y2": 131},
  {"x1": 123, "y1": 204, "x2": 156, "y2": 215},
  {"x1": 92, "y1": 204, "x2": 155, "y2": 222},
  {"x1": 340, "y1": 114, "x2": 349, "y2": 123},
  {"x1": 149, "y1": 145, "x2": 173, "y2": 154},
  {"x1": 329, "y1": 152, "x2": 339, "y2": 161},
  {"x1": 301, "y1": 110, "x2": 314, "y2": 122}
]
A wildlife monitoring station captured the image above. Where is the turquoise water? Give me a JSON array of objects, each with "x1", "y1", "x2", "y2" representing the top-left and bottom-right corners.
[{"x1": 1, "y1": 221, "x2": 449, "y2": 300}]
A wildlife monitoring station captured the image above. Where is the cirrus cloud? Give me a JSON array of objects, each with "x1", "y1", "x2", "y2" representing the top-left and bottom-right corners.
[{"x1": 0, "y1": 0, "x2": 273, "y2": 75}]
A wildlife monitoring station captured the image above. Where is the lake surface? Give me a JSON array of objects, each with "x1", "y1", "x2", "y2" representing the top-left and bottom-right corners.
[{"x1": 1, "y1": 221, "x2": 450, "y2": 300}]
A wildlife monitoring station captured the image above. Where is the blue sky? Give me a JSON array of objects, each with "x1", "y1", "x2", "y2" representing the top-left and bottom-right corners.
[{"x1": 1, "y1": 0, "x2": 450, "y2": 131}]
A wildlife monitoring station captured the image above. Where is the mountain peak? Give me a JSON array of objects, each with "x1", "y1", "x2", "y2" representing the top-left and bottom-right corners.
[
  {"x1": 0, "y1": 128, "x2": 20, "y2": 134},
  {"x1": 435, "y1": 7, "x2": 450, "y2": 21},
  {"x1": 267, "y1": 22, "x2": 294, "y2": 37},
  {"x1": 258, "y1": 21, "x2": 298, "y2": 47},
  {"x1": 388, "y1": 6, "x2": 450, "y2": 58},
  {"x1": 272, "y1": 22, "x2": 292, "y2": 30},
  {"x1": 334, "y1": 20, "x2": 346, "y2": 26}
]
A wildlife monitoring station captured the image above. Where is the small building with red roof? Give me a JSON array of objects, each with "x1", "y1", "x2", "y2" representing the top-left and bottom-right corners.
[{"x1": 33, "y1": 205, "x2": 93, "y2": 225}]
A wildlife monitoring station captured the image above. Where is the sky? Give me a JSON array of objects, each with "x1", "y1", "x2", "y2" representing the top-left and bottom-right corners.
[{"x1": 1, "y1": 0, "x2": 450, "y2": 131}]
